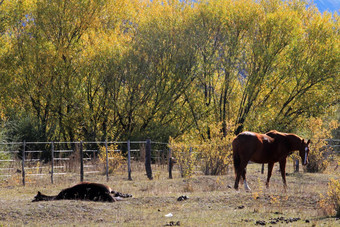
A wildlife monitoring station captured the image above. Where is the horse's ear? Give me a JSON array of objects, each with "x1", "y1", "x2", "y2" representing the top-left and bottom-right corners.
[
  {"x1": 307, "y1": 139, "x2": 311, "y2": 145},
  {"x1": 37, "y1": 191, "x2": 41, "y2": 195}
]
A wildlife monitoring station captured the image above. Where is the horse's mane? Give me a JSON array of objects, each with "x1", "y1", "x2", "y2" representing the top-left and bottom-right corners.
[
  {"x1": 266, "y1": 130, "x2": 302, "y2": 139},
  {"x1": 266, "y1": 130, "x2": 286, "y2": 136},
  {"x1": 266, "y1": 130, "x2": 303, "y2": 149}
]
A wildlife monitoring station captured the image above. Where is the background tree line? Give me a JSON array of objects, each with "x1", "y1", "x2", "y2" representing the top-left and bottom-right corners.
[{"x1": 0, "y1": 0, "x2": 339, "y2": 143}]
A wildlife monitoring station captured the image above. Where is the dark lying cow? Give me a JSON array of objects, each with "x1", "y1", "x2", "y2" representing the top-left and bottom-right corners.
[{"x1": 32, "y1": 182, "x2": 132, "y2": 202}]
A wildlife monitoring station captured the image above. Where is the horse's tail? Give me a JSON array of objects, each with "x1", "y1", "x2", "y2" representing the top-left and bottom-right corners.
[
  {"x1": 233, "y1": 153, "x2": 240, "y2": 175},
  {"x1": 232, "y1": 139, "x2": 240, "y2": 175}
]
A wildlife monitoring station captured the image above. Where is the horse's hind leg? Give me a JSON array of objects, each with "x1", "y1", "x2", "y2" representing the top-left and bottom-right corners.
[
  {"x1": 103, "y1": 193, "x2": 116, "y2": 202},
  {"x1": 233, "y1": 152, "x2": 242, "y2": 190},
  {"x1": 234, "y1": 170, "x2": 242, "y2": 190},
  {"x1": 242, "y1": 167, "x2": 251, "y2": 191},
  {"x1": 279, "y1": 159, "x2": 287, "y2": 191},
  {"x1": 266, "y1": 162, "x2": 274, "y2": 188},
  {"x1": 234, "y1": 162, "x2": 248, "y2": 191}
]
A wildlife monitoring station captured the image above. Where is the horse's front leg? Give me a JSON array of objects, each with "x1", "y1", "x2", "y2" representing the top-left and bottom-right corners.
[
  {"x1": 279, "y1": 159, "x2": 287, "y2": 191},
  {"x1": 266, "y1": 162, "x2": 274, "y2": 188}
]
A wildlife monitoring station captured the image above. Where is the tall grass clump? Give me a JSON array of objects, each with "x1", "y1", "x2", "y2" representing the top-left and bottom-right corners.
[{"x1": 319, "y1": 178, "x2": 340, "y2": 217}]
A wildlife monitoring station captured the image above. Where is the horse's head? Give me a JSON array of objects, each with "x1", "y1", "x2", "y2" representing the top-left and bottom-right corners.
[
  {"x1": 32, "y1": 191, "x2": 54, "y2": 202},
  {"x1": 299, "y1": 139, "x2": 311, "y2": 165},
  {"x1": 32, "y1": 191, "x2": 44, "y2": 202}
]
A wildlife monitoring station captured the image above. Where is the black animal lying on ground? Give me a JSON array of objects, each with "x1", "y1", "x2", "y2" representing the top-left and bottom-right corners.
[{"x1": 32, "y1": 182, "x2": 132, "y2": 202}]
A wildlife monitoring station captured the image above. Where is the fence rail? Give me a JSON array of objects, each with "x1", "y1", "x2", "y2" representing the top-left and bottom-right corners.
[
  {"x1": 1, "y1": 138, "x2": 338, "y2": 185},
  {"x1": 0, "y1": 140, "x2": 173, "y2": 186}
]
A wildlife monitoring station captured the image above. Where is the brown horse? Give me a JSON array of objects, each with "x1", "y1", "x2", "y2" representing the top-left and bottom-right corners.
[
  {"x1": 232, "y1": 130, "x2": 310, "y2": 191},
  {"x1": 32, "y1": 182, "x2": 132, "y2": 202}
]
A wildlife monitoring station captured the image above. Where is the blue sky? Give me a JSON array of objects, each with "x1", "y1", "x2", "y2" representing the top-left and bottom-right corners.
[
  {"x1": 313, "y1": 0, "x2": 340, "y2": 13},
  {"x1": 179, "y1": 0, "x2": 339, "y2": 13}
]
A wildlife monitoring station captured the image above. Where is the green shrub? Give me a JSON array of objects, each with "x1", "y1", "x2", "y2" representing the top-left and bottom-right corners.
[{"x1": 6, "y1": 115, "x2": 46, "y2": 142}]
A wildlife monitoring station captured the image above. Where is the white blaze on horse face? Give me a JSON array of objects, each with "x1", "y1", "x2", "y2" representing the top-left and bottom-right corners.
[
  {"x1": 304, "y1": 150, "x2": 308, "y2": 165},
  {"x1": 244, "y1": 180, "x2": 251, "y2": 191}
]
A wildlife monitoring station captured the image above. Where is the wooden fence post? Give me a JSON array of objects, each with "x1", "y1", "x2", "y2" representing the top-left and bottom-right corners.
[
  {"x1": 51, "y1": 142, "x2": 54, "y2": 184},
  {"x1": 105, "y1": 140, "x2": 109, "y2": 182},
  {"x1": 80, "y1": 141, "x2": 84, "y2": 182},
  {"x1": 22, "y1": 141, "x2": 26, "y2": 186},
  {"x1": 295, "y1": 159, "x2": 299, "y2": 172},
  {"x1": 261, "y1": 164, "x2": 264, "y2": 174},
  {"x1": 179, "y1": 146, "x2": 184, "y2": 177},
  {"x1": 168, "y1": 147, "x2": 173, "y2": 179},
  {"x1": 189, "y1": 147, "x2": 192, "y2": 168},
  {"x1": 145, "y1": 139, "x2": 153, "y2": 180},
  {"x1": 127, "y1": 140, "x2": 132, "y2": 180}
]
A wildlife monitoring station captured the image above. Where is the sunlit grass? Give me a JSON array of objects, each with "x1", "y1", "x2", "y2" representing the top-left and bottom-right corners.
[{"x1": 0, "y1": 160, "x2": 339, "y2": 226}]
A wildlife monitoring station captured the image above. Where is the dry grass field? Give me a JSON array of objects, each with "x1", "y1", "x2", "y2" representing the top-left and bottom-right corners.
[{"x1": 0, "y1": 160, "x2": 339, "y2": 226}]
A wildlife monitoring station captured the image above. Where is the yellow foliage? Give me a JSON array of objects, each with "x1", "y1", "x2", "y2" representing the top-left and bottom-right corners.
[
  {"x1": 270, "y1": 195, "x2": 280, "y2": 206},
  {"x1": 319, "y1": 178, "x2": 340, "y2": 217},
  {"x1": 252, "y1": 177, "x2": 263, "y2": 200},
  {"x1": 198, "y1": 122, "x2": 235, "y2": 175},
  {"x1": 252, "y1": 191, "x2": 260, "y2": 200},
  {"x1": 303, "y1": 117, "x2": 339, "y2": 172},
  {"x1": 169, "y1": 137, "x2": 196, "y2": 178},
  {"x1": 99, "y1": 144, "x2": 126, "y2": 174},
  {"x1": 1, "y1": 0, "x2": 339, "y2": 146},
  {"x1": 170, "y1": 121, "x2": 235, "y2": 177}
]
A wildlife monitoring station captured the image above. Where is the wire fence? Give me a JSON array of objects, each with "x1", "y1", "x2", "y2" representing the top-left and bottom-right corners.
[
  {"x1": 0, "y1": 140, "x2": 172, "y2": 186},
  {"x1": 1, "y1": 139, "x2": 338, "y2": 186}
]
